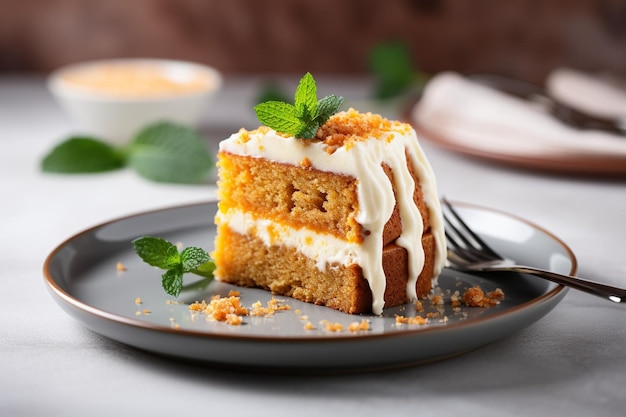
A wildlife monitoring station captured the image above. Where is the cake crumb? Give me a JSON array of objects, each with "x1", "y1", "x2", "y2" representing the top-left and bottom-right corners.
[
  {"x1": 320, "y1": 320, "x2": 344, "y2": 332},
  {"x1": 303, "y1": 321, "x2": 316, "y2": 331},
  {"x1": 450, "y1": 290, "x2": 461, "y2": 308},
  {"x1": 189, "y1": 295, "x2": 249, "y2": 324},
  {"x1": 347, "y1": 319, "x2": 370, "y2": 332},
  {"x1": 134, "y1": 297, "x2": 142, "y2": 305},
  {"x1": 250, "y1": 297, "x2": 292, "y2": 317},
  {"x1": 188, "y1": 300, "x2": 206, "y2": 312},
  {"x1": 116, "y1": 262, "x2": 127, "y2": 272},
  {"x1": 226, "y1": 314, "x2": 244, "y2": 326},
  {"x1": 488, "y1": 288, "x2": 505, "y2": 300},
  {"x1": 415, "y1": 300, "x2": 424, "y2": 312},
  {"x1": 462, "y1": 286, "x2": 505, "y2": 307},
  {"x1": 142, "y1": 309, "x2": 151, "y2": 315},
  {"x1": 429, "y1": 294, "x2": 444, "y2": 306},
  {"x1": 395, "y1": 315, "x2": 429, "y2": 325}
]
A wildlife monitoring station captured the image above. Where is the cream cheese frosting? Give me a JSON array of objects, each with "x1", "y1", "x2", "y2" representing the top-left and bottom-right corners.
[{"x1": 217, "y1": 110, "x2": 446, "y2": 315}]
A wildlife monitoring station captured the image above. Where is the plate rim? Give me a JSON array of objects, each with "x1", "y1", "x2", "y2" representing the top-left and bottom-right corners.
[
  {"x1": 414, "y1": 124, "x2": 626, "y2": 176},
  {"x1": 43, "y1": 200, "x2": 574, "y2": 344}
]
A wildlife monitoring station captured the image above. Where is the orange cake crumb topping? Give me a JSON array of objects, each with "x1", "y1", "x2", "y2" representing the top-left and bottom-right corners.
[
  {"x1": 238, "y1": 109, "x2": 412, "y2": 154},
  {"x1": 315, "y1": 109, "x2": 412, "y2": 153}
]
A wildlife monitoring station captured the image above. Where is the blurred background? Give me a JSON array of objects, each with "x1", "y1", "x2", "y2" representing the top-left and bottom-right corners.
[{"x1": 2, "y1": 0, "x2": 625, "y2": 83}]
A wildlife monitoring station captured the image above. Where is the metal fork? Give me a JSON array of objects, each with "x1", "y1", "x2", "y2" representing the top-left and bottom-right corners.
[{"x1": 442, "y1": 199, "x2": 626, "y2": 303}]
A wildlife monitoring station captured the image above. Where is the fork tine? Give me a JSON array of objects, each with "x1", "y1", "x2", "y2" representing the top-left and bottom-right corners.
[
  {"x1": 442, "y1": 198, "x2": 503, "y2": 261},
  {"x1": 444, "y1": 215, "x2": 492, "y2": 263}
]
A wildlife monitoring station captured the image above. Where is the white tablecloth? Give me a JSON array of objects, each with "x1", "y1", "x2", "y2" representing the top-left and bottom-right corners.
[{"x1": 2, "y1": 75, "x2": 625, "y2": 416}]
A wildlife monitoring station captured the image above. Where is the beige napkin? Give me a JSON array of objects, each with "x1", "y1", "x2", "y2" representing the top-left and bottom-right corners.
[
  {"x1": 547, "y1": 67, "x2": 626, "y2": 119},
  {"x1": 412, "y1": 71, "x2": 626, "y2": 158}
]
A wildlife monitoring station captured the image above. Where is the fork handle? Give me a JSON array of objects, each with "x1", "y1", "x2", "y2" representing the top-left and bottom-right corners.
[{"x1": 503, "y1": 265, "x2": 626, "y2": 303}]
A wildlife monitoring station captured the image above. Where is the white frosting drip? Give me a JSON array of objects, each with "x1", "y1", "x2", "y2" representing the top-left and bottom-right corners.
[{"x1": 218, "y1": 116, "x2": 446, "y2": 315}]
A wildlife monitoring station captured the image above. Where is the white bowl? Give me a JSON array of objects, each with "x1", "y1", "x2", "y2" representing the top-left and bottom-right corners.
[{"x1": 48, "y1": 58, "x2": 222, "y2": 145}]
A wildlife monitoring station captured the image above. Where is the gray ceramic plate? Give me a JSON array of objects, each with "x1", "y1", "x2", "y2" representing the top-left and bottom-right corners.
[{"x1": 44, "y1": 201, "x2": 575, "y2": 372}]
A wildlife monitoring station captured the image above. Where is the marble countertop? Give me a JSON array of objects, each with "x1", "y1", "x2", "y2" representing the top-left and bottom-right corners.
[{"x1": 2, "y1": 74, "x2": 625, "y2": 416}]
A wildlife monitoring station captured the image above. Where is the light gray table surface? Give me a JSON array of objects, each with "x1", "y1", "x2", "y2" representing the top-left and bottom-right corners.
[{"x1": 1, "y1": 74, "x2": 625, "y2": 416}]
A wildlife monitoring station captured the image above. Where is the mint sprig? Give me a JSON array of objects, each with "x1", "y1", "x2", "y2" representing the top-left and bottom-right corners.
[
  {"x1": 132, "y1": 236, "x2": 215, "y2": 297},
  {"x1": 254, "y1": 72, "x2": 344, "y2": 139},
  {"x1": 41, "y1": 121, "x2": 213, "y2": 184}
]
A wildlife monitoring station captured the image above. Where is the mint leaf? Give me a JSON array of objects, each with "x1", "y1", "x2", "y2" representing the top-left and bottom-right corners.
[
  {"x1": 296, "y1": 124, "x2": 319, "y2": 139},
  {"x1": 193, "y1": 260, "x2": 216, "y2": 278},
  {"x1": 295, "y1": 72, "x2": 317, "y2": 120},
  {"x1": 181, "y1": 246, "x2": 210, "y2": 273},
  {"x1": 132, "y1": 236, "x2": 215, "y2": 297},
  {"x1": 41, "y1": 137, "x2": 126, "y2": 173},
  {"x1": 161, "y1": 267, "x2": 184, "y2": 297},
  {"x1": 254, "y1": 101, "x2": 303, "y2": 135},
  {"x1": 132, "y1": 236, "x2": 180, "y2": 269},
  {"x1": 314, "y1": 95, "x2": 344, "y2": 126},
  {"x1": 254, "y1": 73, "x2": 343, "y2": 139},
  {"x1": 127, "y1": 122, "x2": 213, "y2": 184}
]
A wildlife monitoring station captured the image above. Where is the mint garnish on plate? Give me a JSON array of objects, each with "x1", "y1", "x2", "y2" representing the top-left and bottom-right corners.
[
  {"x1": 41, "y1": 121, "x2": 213, "y2": 184},
  {"x1": 132, "y1": 236, "x2": 215, "y2": 297},
  {"x1": 254, "y1": 72, "x2": 344, "y2": 139}
]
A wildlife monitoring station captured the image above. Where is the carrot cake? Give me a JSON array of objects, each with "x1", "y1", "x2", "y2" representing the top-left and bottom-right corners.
[{"x1": 212, "y1": 108, "x2": 446, "y2": 314}]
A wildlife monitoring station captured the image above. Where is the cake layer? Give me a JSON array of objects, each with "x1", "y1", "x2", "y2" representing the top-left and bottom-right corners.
[
  {"x1": 213, "y1": 223, "x2": 436, "y2": 314},
  {"x1": 217, "y1": 152, "x2": 362, "y2": 243}
]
